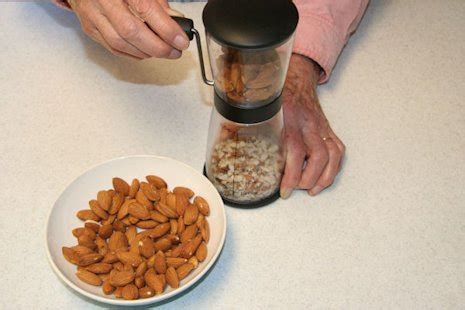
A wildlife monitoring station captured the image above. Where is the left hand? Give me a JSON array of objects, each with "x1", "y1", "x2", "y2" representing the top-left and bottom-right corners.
[{"x1": 280, "y1": 54, "x2": 345, "y2": 198}]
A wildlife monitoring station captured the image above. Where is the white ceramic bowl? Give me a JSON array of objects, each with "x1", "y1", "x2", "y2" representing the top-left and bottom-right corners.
[{"x1": 46, "y1": 155, "x2": 226, "y2": 306}]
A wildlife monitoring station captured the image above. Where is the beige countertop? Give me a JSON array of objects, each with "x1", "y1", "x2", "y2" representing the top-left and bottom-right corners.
[{"x1": 0, "y1": 1, "x2": 464, "y2": 309}]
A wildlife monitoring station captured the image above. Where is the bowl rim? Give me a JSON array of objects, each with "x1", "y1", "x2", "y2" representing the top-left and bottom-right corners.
[{"x1": 45, "y1": 155, "x2": 227, "y2": 306}]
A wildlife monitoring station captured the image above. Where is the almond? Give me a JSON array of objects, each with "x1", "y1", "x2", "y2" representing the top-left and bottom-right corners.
[
  {"x1": 150, "y1": 211, "x2": 168, "y2": 223},
  {"x1": 128, "y1": 178, "x2": 140, "y2": 199},
  {"x1": 169, "y1": 219, "x2": 178, "y2": 235},
  {"x1": 139, "y1": 286, "x2": 155, "y2": 299},
  {"x1": 180, "y1": 234, "x2": 202, "y2": 259},
  {"x1": 136, "y1": 190, "x2": 151, "y2": 207},
  {"x1": 72, "y1": 227, "x2": 85, "y2": 238},
  {"x1": 154, "y1": 251, "x2": 167, "y2": 274},
  {"x1": 196, "y1": 242, "x2": 207, "y2": 262},
  {"x1": 129, "y1": 239, "x2": 141, "y2": 255},
  {"x1": 107, "y1": 189, "x2": 116, "y2": 197},
  {"x1": 178, "y1": 217, "x2": 185, "y2": 234},
  {"x1": 84, "y1": 222, "x2": 101, "y2": 234},
  {"x1": 176, "y1": 263, "x2": 194, "y2": 280},
  {"x1": 78, "y1": 234, "x2": 97, "y2": 250},
  {"x1": 109, "y1": 193, "x2": 124, "y2": 215},
  {"x1": 99, "y1": 272, "x2": 110, "y2": 281},
  {"x1": 71, "y1": 245, "x2": 94, "y2": 256},
  {"x1": 136, "y1": 220, "x2": 158, "y2": 229},
  {"x1": 183, "y1": 204, "x2": 199, "y2": 225},
  {"x1": 171, "y1": 245, "x2": 183, "y2": 258},
  {"x1": 102, "y1": 214, "x2": 116, "y2": 225},
  {"x1": 114, "y1": 287, "x2": 123, "y2": 298},
  {"x1": 149, "y1": 222, "x2": 171, "y2": 238},
  {"x1": 97, "y1": 190, "x2": 112, "y2": 211},
  {"x1": 139, "y1": 237, "x2": 155, "y2": 258},
  {"x1": 196, "y1": 214, "x2": 205, "y2": 228},
  {"x1": 117, "y1": 199, "x2": 134, "y2": 220},
  {"x1": 103, "y1": 252, "x2": 119, "y2": 264},
  {"x1": 113, "y1": 177, "x2": 130, "y2": 196},
  {"x1": 125, "y1": 225, "x2": 137, "y2": 244},
  {"x1": 98, "y1": 224, "x2": 113, "y2": 239},
  {"x1": 194, "y1": 196, "x2": 210, "y2": 216},
  {"x1": 147, "y1": 255, "x2": 156, "y2": 269},
  {"x1": 77, "y1": 253, "x2": 103, "y2": 266},
  {"x1": 117, "y1": 251, "x2": 143, "y2": 267},
  {"x1": 188, "y1": 256, "x2": 199, "y2": 268},
  {"x1": 102, "y1": 280, "x2": 115, "y2": 295},
  {"x1": 144, "y1": 272, "x2": 165, "y2": 295},
  {"x1": 108, "y1": 231, "x2": 128, "y2": 252},
  {"x1": 165, "y1": 234, "x2": 180, "y2": 245},
  {"x1": 175, "y1": 194, "x2": 188, "y2": 217},
  {"x1": 140, "y1": 182, "x2": 160, "y2": 201},
  {"x1": 76, "y1": 209, "x2": 100, "y2": 222},
  {"x1": 166, "y1": 257, "x2": 188, "y2": 268},
  {"x1": 120, "y1": 217, "x2": 131, "y2": 226},
  {"x1": 113, "y1": 220, "x2": 127, "y2": 233},
  {"x1": 135, "y1": 261, "x2": 148, "y2": 277},
  {"x1": 165, "y1": 266, "x2": 179, "y2": 288},
  {"x1": 122, "y1": 284, "x2": 139, "y2": 300},
  {"x1": 128, "y1": 202, "x2": 150, "y2": 220},
  {"x1": 166, "y1": 193, "x2": 176, "y2": 209},
  {"x1": 86, "y1": 263, "x2": 112, "y2": 274},
  {"x1": 128, "y1": 215, "x2": 140, "y2": 225},
  {"x1": 159, "y1": 188, "x2": 168, "y2": 204},
  {"x1": 146, "y1": 175, "x2": 167, "y2": 189},
  {"x1": 181, "y1": 225, "x2": 198, "y2": 243},
  {"x1": 134, "y1": 276, "x2": 145, "y2": 288},
  {"x1": 200, "y1": 219, "x2": 210, "y2": 243},
  {"x1": 173, "y1": 187, "x2": 194, "y2": 199},
  {"x1": 95, "y1": 237, "x2": 109, "y2": 256},
  {"x1": 109, "y1": 270, "x2": 135, "y2": 287},
  {"x1": 62, "y1": 247, "x2": 79, "y2": 265},
  {"x1": 113, "y1": 262, "x2": 124, "y2": 271},
  {"x1": 155, "y1": 202, "x2": 178, "y2": 219},
  {"x1": 89, "y1": 200, "x2": 109, "y2": 220},
  {"x1": 153, "y1": 238, "x2": 172, "y2": 252},
  {"x1": 76, "y1": 270, "x2": 102, "y2": 286}
]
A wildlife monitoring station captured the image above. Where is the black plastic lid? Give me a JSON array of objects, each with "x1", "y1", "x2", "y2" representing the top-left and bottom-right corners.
[{"x1": 203, "y1": 0, "x2": 299, "y2": 49}]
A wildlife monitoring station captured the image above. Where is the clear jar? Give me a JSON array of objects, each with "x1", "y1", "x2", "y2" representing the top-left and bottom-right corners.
[
  {"x1": 206, "y1": 34, "x2": 295, "y2": 107},
  {"x1": 205, "y1": 108, "x2": 285, "y2": 204}
]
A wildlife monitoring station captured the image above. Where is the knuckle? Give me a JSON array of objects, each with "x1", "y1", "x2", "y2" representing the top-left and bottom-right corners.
[
  {"x1": 129, "y1": 0, "x2": 152, "y2": 16},
  {"x1": 108, "y1": 37, "x2": 127, "y2": 51},
  {"x1": 319, "y1": 178, "x2": 334, "y2": 188},
  {"x1": 118, "y1": 20, "x2": 139, "y2": 39},
  {"x1": 313, "y1": 148, "x2": 329, "y2": 165}
]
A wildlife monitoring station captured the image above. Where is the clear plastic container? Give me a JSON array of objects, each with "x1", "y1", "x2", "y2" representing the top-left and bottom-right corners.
[
  {"x1": 206, "y1": 34, "x2": 295, "y2": 107},
  {"x1": 205, "y1": 109, "x2": 285, "y2": 204}
]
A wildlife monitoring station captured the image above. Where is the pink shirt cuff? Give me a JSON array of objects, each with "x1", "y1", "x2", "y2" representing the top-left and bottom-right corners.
[{"x1": 52, "y1": 0, "x2": 72, "y2": 11}]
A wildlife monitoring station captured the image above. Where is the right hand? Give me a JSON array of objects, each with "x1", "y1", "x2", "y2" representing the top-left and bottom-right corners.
[{"x1": 68, "y1": 0, "x2": 190, "y2": 60}]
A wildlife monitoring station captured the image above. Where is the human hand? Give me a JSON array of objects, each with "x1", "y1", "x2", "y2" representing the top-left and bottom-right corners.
[
  {"x1": 280, "y1": 54, "x2": 345, "y2": 198},
  {"x1": 68, "y1": 0, "x2": 189, "y2": 59}
]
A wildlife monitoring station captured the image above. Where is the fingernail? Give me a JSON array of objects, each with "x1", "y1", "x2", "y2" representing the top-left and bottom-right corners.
[
  {"x1": 168, "y1": 49, "x2": 182, "y2": 59},
  {"x1": 174, "y1": 35, "x2": 189, "y2": 50},
  {"x1": 308, "y1": 186, "x2": 323, "y2": 196},
  {"x1": 280, "y1": 188, "x2": 293, "y2": 199}
]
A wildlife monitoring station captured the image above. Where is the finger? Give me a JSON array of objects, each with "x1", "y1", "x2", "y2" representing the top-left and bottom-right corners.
[
  {"x1": 308, "y1": 138, "x2": 343, "y2": 196},
  {"x1": 92, "y1": 13, "x2": 149, "y2": 59},
  {"x1": 99, "y1": 0, "x2": 181, "y2": 59},
  {"x1": 280, "y1": 138, "x2": 306, "y2": 199},
  {"x1": 328, "y1": 129, "x2": 346, "y2": 171},
  {"x1": 92, "y1": 28, "x2": 144, "y2": 60},
  {"x1": 126, "y1": 0, "x2": 190, "y2": 51},
  {"x1": 298, "y1": 133, "x2": 329, "y2": 190}
]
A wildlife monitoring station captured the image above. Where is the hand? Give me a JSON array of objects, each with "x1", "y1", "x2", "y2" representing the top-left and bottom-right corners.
[
  {"x1": 280, "y1": 54, "x2": 345, "y2": 198},
  {"x1": 68, "y1": 0, "x2": 190, "y2": 59}
]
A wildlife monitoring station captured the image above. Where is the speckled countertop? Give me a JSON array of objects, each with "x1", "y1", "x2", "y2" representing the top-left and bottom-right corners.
[{"x1": 0, "y1": 1, "x2": 464, "y2": 309}]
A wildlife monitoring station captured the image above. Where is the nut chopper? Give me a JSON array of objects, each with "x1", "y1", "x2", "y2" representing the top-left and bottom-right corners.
[{"x1": 173, "y1": 0, "x2": 299, "y2": 207}]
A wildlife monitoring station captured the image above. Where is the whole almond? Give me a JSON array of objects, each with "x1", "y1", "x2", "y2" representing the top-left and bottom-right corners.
[
  {"x1": 135, "y1": 261, "x2": 148, "y2": 277},
  {"x1": 120, "y1": 217, "x2": 131, "y2": 226},
  {"x1": 200, "y1": 220, "x2": 210, "y2": 243},
  {"x1": 114, "y1": 287, "x2": 123, "y2": 298},
  {"x1": 128, "y1": 178, "x2": 140, "y2": 199},
  {"x1": 76, "y1": 209, "x2": 100, "y2": 222},
  {"x1": 176, "y1": 263, "x2": 194, "y2": 280},
  {"x1": 125, "y1": 226, "x2": 137, "y2": 244},
  {"x1": 166, "y1": 193, "x2": 176, "y2": 209},
  {"x1": 107, "y1": 189, "x2": 116, "y2": 197},
  {"x1": 173, "y1": 187, "x2": 194, "y2": 199},
  {"x1": 165, "y1": 234, "x2": 180, "y2": 245},
  {"x1": 178, "y1": 217, "x2": 185, "y2": 234},
  {"x1": 181, "y1": 225, "x2": 198, "y2": 243},
  {"x1": 95, "y1": 236, "x2": 109, "y2": 256},
  {"x1": 113, "y1": 220, "x2": 127, "y2": 233},
  {"x1": 122, "y1": 284, "x2": 139, "y2": 300},
  {"x1": 194, "y1": 196, "x2": 210, "y2": 216},
  {"x1": 76, "y1": 270, "x2": 102, "y2": 286},
  {"x1": 128, "y1": 202, "x2": 150, "y2": 220},
  {"x1": 188, "y1": 256, "x2": 199, "y2": 268},
  {"x1": 147, "y1": 255, "x2": 156, "y2": 269},
  {"x1": 171, "y1": 245, "x2": 183, "y2": 258},
  {"x1": 165, "y1": 266, "x2": 179, "y2": 288},
  {"x1": 166, "y1": 257, "x2": 188, "y2": 268},
  {"x1": 78, "y1": 234, "x2": 97, "y2": 250},
  {"x1": 86, "y1": 263, "x2": 112, "y2": 274},
  {"x1": 99, "y1": 272, "x2": 110, "y2": 281},
  {"x1": 72, "y1": 227, "x2": 85, "y2": 238},
  {"x1": 102, "y1": 214, "x2": 116, "y2": 225},
  {"x1": 150, "y1": 211, "x2": 168, "y2": 223},
  {"x1": 71, "y1": 245, "x2": 94, "y2": 256},
  {"x1": 89, "y1": 200, "x2": 109, "y2": 220},
  {"x1": 109, "y1": 193, "x2": 125, "y2": 215},
  {"x1": 113, "y1": 262, "x2": 124, "y2": 271},
  {"x1": 184, "y1": 204, "x2": 199, "y2": 225},
  {"x1": 196, "y1": 242, "x2": 207, "y2": 262},
  {"x1": 77, "y1": 253, "x2": 103, "y2": 266},
  {"x1": 145, "y1": 272, "x2": 165, "y2": 295},
  {"x1": 155, "y1": 202, "x2": 178, "y2": 219},
  {"x1": 153, "y1": 238, "x2": 171, "y2": 252},
  {"x1": 180, "y1": 234, "x2": 203, "y2": 259},
  {"x1": 62, "y1": 247, "x2": 79, "y2": 265},
  {"x1": 136, "y1": 190, "x2": 151, "y2": 207},
  {"x1": 135, "y1": 276, "x2": 145, "y2": 288},
  {"x1": 196, "y1": 214, "x2": 205, "y2": 229},
  {"x1": 113, "y1": 177, "x2": 130, "y2": 196},
  {"x1": 102, "y1": 280, "x2": 115, "y2": 295},
  {"x1": 149, "y1": 222, "x2": 171, "y2": 238},
  {"x1": 175, "y1": 194, "x2": 188, "y2": 217},
  {"x1": 84, "y1": 222, "x2": 100, "y2": 234},
  {"x1": 109, "y1": 270, "x2": 135, "y2": 287},
  {"x1": 103, "y1": 252, "x2": 119, "y2": 264},
  {"x1": 129, "y1": 239, "x2": 141, "y2": 255},
  {"x1": 146, "y1": 175, "x2": 167, "y2": 189},
  {"x1": 169, "y1": 219, "x2": 178, "y2": 235},
  {"x1": 136, "y1": 220, "x2": 158, "y2": 229},
  {"x1": 98, "y1": 224, "x2": 113, "y2": 239},
  {"x1": 159, "y1": 188, "x2": 168, "y2": 204},
  {"x1": 154, "y1": 251, "x2": 167, "y2": 274},
  {"x1": 82, "y1": 227, "x2": 97, "y2": 239},
  {"x1": 97, "y1": 190, "x2": 112, "y2": 211},
  {"x1": 128, "y1": 215, "x2": 140, "y2": 225},
  {"x1": 108, "y1": 231, "x2": 128, "y2": 252},
  {"x1": 139, "y1": 286, "x2": 155, "y2": 299},
  {"x1": 117, "y1": 199, "x2": 134, "y2": 220},
  {"x1": 139, "y1": 238, "x2": 155, "y2": 259},
  {"x1": 140, "y1": 182, "x2": 160, "y2": 201},
  {"x1": 117, "y1": 251, "x2": 143, "y2": 267}
]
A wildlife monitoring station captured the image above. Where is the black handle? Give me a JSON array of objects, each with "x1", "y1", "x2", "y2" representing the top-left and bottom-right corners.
[{"x1": 172, "y1": 16, "x2": 194, "y2": 41}]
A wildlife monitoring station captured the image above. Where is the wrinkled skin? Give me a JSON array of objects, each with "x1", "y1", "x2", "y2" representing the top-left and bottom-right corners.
[
  {"x1": 68, "y1": 0, "x2": 189, "y2": 59},
  {"x1": 280, "y1": 54, "x2": 345, "y2": 198}
]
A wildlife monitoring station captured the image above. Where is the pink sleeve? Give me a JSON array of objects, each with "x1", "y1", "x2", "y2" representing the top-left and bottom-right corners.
[
  {"x1": 292, "y1": 0, "x2": 369, "y2": 83},
  {"x1": 51, "y1": 0, "x2": 72, "y2": 10}
]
